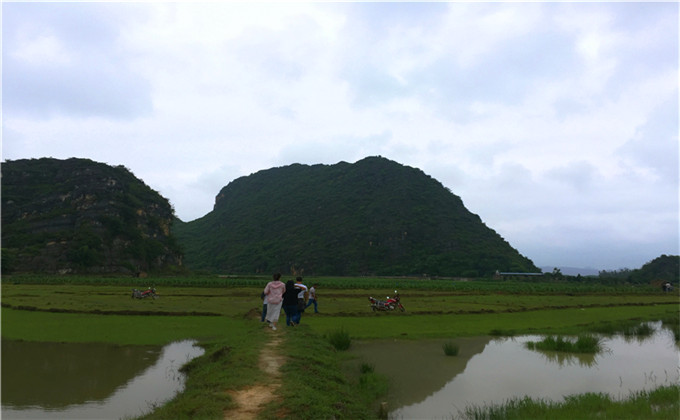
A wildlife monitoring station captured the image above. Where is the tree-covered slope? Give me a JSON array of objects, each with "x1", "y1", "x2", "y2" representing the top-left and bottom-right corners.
[
  {"x1": 174, "y1": 156, "x2": 538, "y2": 276},
  {"x1": 635, "y1": 255, "x2": 679, "y2": 283},
  {"x1": 598, "y1": 254, "x2": 680, "y2": 285},
  {"x1": 2, "y1": 158, "x2": 182, "y2": 274}
]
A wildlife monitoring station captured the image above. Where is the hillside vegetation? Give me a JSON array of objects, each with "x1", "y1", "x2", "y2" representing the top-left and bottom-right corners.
[
  {"x1": 7, "y1": 156, "x2": 672, "y2": 281},
  {"x1": 174, "y1": 156, "x2": 538, "y2": 276},
  {"x1": 1, "y1": 158, "x2": 182, "y2": 274},
  {"x1": 598, "y1": 254, "x2": 680, "y2": 285}
]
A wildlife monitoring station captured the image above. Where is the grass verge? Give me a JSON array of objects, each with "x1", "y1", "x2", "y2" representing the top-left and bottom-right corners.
[
  {"x1": 138, "y1": 327, "x2": 267, "y2": 419},
  {"x1": 460, "y1": 384, "x2": 680, "y2": 420},
  {"x1": 259, "y1": 325, "x2": 388, "y2": 420}
]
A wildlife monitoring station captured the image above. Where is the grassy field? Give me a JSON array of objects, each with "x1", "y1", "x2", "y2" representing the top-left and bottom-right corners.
[{"x1": 1, "y1": 276, "x2": 678, "y2": 419}]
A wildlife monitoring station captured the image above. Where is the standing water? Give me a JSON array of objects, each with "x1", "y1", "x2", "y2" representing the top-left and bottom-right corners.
[
  {"x1": 2, "y1": 340, "x2": 204, "y2": 419},
  {"x1": 347, "y1": 322, "x2": 679, "y2": 419}
]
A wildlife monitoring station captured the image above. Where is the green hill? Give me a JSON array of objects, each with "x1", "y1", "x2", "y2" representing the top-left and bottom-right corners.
[
  {"x1": 598, "y1": 254, "x2": 680, "y2": 285},
  {"x1": 174, "y1": 156, "x2": 538, "y2": 276},
  {"x1": 1, "y1": 158, "x2": 182, "y2": 274}
]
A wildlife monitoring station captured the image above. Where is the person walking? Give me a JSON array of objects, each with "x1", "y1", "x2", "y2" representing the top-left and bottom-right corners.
[
  {"x1": 282, "y1": 280, "x2": 299, "y2": 326},
  {"x1": 263, "y1": 273, "x2": 285, "y2": 330},
  {"x1": 260, "y1": 291, "x2": 268, "y2": 322},
  {"x1": 305, "y1": 283, "x2": 318, "y2": 313},
  {"x1": 293, "y1": 277, "x2": 307, "y2": 325}
]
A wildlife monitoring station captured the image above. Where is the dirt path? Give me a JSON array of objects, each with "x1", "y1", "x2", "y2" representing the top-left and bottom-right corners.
[{"x1": 224, "y1": 331, "x2": 285, "y2": 420}]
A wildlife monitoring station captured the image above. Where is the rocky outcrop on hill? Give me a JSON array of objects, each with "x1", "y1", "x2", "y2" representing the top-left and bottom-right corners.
[{"x1": 1, "y1": 158, "x2": 182, "y2": 274}]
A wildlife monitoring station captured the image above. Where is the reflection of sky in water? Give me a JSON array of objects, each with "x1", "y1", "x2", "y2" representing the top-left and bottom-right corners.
[
  {"x1": 3, "y1": 340, "x2": 204, "y2": 419},
  {"x1": 392, "y1": 323, "x2": 679, "y2": 420}
]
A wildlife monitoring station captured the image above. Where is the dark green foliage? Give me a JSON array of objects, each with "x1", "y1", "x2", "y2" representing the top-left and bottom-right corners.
[
  {"x1": 1, "y1": 158, "x2": 182, "y2": 274},
  {"x1": 328, "y1": 327, "x2": 352, "y2": 350},
  {"x1": 174, "y1": 156, "x2": 538, "y2": 276},
  {"x1": 598, "y1": 255, "x2": 680, "y2": 285},
  {"x1": 442, "y1": 341, "x2": 460, "y2": 356},
  {"x1": 360, "y1": 363, "x2": 375, "y2": 374},
  {"x1": 526, "y1": 335, "x2": 602, "y2": 353}
]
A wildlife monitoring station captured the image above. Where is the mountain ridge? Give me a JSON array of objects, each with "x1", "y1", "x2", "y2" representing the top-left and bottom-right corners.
[{"x1": 174, "y1": 156, "x2": 539, "y2": 276}]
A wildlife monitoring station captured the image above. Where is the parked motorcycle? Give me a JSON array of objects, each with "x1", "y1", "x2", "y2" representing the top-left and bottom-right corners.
[
  {"x1": 132, "y1": 287, "x2": 158, "y2": 299},
  {"x1": 369, "y1": 291, "x2": 405, "y2": 312}
]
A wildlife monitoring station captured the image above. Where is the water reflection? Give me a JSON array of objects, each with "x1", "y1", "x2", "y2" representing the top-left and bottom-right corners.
[
  {"x1": 346, "y1": 337, "x2": 492, "y2": 407},
  {"x1": 2, "y1": 340, "x2": 204, "y2": 419},
  {"x1": 348, "y1": 322, "x2": 679, "y2": 420},
  {"x1": 530, "y1": 346, "x2": 599, "y2": 368}
]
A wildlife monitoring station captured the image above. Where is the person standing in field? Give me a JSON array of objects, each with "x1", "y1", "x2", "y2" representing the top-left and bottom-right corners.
[
  {"x1": 263, "y1": 273, "x2": 285, "y2": 330},
  {"x1": 282, "y1": 279, "x2": 299, "y2": 326},
  {"x1": 305, "y1": 283, "x2": 318, "y2": 313},
  {"x1": 293, "y1": 277, "x2": 307, "y2": 325}
]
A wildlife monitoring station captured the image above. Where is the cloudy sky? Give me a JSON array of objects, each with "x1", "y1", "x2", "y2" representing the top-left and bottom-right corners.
[{"x1": 3, "y1": 2, "x2": 678, "y2": 272}]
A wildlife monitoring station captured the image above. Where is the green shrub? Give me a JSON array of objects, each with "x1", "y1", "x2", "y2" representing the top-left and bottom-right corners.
[
  {"x1": 526, "y1": 335, "x2": 602, "y2": 353},
  {"x1": 327, "y1": 327, "x2": 351, "y2": 351},
  {"x1": 442, "y1": 341, "x2": 459, "y2": 356},
  {"x1": 360, "y1": 363, "x2": 375, "y2": 373}
]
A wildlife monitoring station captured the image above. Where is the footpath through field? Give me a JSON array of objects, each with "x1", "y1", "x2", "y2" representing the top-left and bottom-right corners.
[{"x1": 223, "y1": 328, "x2": 286, "y2": 420}]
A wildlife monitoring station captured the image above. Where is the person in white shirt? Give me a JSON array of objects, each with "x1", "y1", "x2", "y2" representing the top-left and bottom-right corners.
[
  {"x1": 305, "y1": 284, "x2": 318, "y2": 313},
  {"x1": 293, "y1": 277, "x2": 307, "y2": 324}
]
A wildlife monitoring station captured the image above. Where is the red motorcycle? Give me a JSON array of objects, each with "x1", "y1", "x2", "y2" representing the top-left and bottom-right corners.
[
  {"x1": 132, "y1": 287, "x2": 158, "y2": 299},
  {"x1": 369, "y1": 291, "x2": 405, "y2": 312}
]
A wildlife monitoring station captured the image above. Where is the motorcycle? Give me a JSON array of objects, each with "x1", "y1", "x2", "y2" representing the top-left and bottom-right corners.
[
  {"x1": 369, "y1": 291, "x2": 405, "y2": 312},
  {"x1": 132, "y1": 287, "x2": 158, "y2": 299}
]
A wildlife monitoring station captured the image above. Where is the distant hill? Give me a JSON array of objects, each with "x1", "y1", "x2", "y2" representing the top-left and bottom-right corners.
[
  {"x1": 1, "y1": 158, "x2": 182, "y2": 274},
  {"x1": 598, "y1": 255, "x2": 680, "y2": 285},
  {"x1": 173, "y1": 156, "x2": 538, "y2": 276}
]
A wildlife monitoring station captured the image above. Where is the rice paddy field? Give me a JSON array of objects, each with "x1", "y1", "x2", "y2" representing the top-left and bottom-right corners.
[{"x1": 2, "y1": 274, "x2": 678, "y2": 419}]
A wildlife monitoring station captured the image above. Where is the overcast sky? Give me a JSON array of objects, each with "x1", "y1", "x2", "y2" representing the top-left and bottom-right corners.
[{"x1": 3, "y1": 2, "x2": 678, "y2": 271}]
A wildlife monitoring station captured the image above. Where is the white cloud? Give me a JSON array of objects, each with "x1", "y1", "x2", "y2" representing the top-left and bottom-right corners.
[{"x1": 2, "y1": 2, "x2": 677, "y2": 270}]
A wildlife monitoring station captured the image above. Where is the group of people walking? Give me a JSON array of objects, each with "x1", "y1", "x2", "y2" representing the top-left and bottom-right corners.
[{"x1": 261, "y1": 273, "x2": 318, "y2": 330}]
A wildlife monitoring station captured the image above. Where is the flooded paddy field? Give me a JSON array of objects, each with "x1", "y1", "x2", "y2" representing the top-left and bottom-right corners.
[
  {"x1": 346, "y1": 322, "x2": 679, "y2": 419},
  {"x1": 1, "y1": 340, "x2": 204, "y2": 419},
  {"x1": 1, "y1": 279, "x2": 677, "y2": 418}
]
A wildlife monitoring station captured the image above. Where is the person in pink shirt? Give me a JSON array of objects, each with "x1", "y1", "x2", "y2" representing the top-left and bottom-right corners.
[{"x1": 263, "y1": 273, "x2": 285, "y2": 330}]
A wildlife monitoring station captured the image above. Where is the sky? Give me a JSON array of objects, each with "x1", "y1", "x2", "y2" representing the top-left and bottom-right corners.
[{"x1": 3, "y1": 2, "x2": 678, "y2": 272}]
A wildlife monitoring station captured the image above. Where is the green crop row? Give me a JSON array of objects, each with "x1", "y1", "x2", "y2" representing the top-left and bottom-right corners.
[{"x1": 2, "y1": 273, "x2": 667, "y2": 295}]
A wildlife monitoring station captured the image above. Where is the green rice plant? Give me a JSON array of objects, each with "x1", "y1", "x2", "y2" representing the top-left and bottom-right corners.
[
  {"x1": 573, "y1": 335, "x2": 602, "y2": 353},
  {"x1": 526, "y1": 335, "x2": 602, "y2": 354},
  {"x1": 3, "y1": 273, "x2": 666, "y2": 295},
  {"x1": 327, "y1": 327, "x2": 351, "y2": 351},
  {"x1": 360, "y1": 362, "x2": 375, "y2": 373},
  {"x1": 442, "y1": 341, "x2": 459, "y2": 356}
]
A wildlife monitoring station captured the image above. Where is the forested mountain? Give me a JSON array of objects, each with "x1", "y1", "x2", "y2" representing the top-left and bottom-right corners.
[
  {"x1": 174, "y1": 156, "x2": 538, "y2": 276},
  {"x1": 1, "y1": 158, "x2": 182, "y2": 274},
  {"x1": 598, "y1": 255, "x2": 680, "y2": 285}
]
